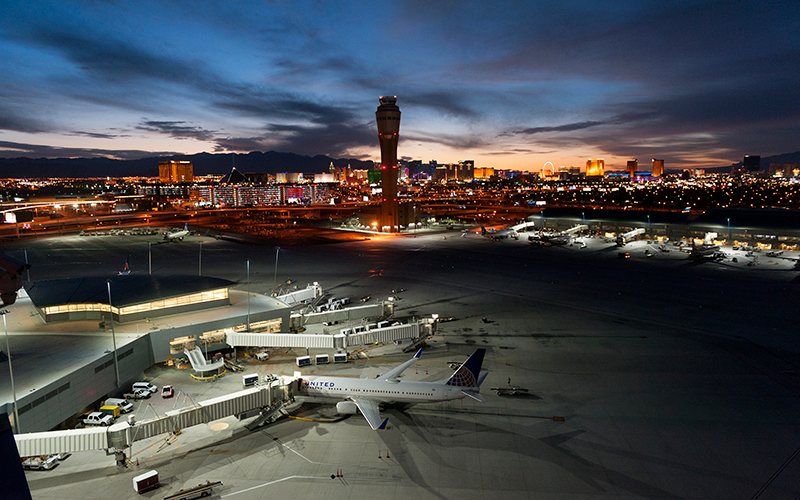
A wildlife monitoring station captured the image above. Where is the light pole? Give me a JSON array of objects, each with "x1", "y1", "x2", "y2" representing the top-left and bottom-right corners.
[
  {"x1": 727, "y1": 218, "x2": 731, "y2": 240},
  {"x1": 198, "y1": 241, "x2": 203, "y2": 276},
  {"x1": 246, "y1": 259, "x2": 251, "y2": 332},
  {"x1": 2, "y1": 310, "x2": 20, "y2": 433},
  {"x1": 148, "y1": 242, "x2": 152, "y2": 275},
  {"x1": 647, "y1": 215, "x2": 651, "y2": 235},
  {"x1": 106, "y1": 280, "x2": 120, "y2": 387},
  {"x1": 23, "y1": 249, "x2": 30, "y2": 282},
  {"x1": 273, "y1": 247, "x2": 280, "y2": 284}
]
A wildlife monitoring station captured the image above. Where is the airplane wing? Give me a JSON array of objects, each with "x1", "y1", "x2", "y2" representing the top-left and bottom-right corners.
[
  {"x1": 377, "y1": 348, "x2": 422, "y2": 382},
  {"x1": 350, "y1": 397, "x2": 388, "y2": 430}
]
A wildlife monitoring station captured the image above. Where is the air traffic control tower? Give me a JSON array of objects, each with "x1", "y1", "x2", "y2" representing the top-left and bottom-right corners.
[{"x1": 376, "y1": 96, "x2": 400, "y2": 231}]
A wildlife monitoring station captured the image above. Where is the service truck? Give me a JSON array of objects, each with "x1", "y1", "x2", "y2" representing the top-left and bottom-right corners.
[
  {"x1": 83, "y1": 412, "x2": 114, "y2": 426},
  {"x1": 123, "y1": 388, "x2": 151, "y2": 399},
  {"x1": 99, "y1": 405, "x2": 121, "y2": 418},
  {"x1": 104, "y1": 397, "x2": 134, "y2": 413}
]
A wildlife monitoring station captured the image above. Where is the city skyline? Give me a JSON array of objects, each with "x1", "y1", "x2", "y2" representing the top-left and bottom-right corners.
[{"x1": 1, "y1": 1, "x2": 798, "y2": 173}]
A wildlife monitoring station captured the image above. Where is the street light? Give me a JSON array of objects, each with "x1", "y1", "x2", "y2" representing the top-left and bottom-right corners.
[
  {"x1": 198, "y1": 241, "x2": 203, "y2": 276},
  {"x1": 647, "y1": 215, "x2": 651, "y2": 234},
  {"x1": 106, "y1": 280, "x2": 120, "y2": 387},
  {"x1": 2, "y1": 310, "x2": 20, "y2": 433},
  {"x1": 727, "y1": 218, "x2": 731, "y2": 240},
  {"x1": 246, "y1": 259, "x2": 251, "y2": 332},
  {"x1": 273, "y1": 247, "x2": 280, "y2": 284}
]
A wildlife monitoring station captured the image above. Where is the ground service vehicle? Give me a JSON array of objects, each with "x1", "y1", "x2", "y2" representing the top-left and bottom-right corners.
[
  {"x1": 104, "y1": 398, "x2": 134, "y2": 413},
  {"x1": 123, "y1": 390, "x2": 150, "y2": 400},
  {"x1": 83, "y1": 412, "x2": 114, "y2": 426},
  {"x1": 21, "y1": 455, "x2": 59, "y2": 470},
  {"x1": 99, "y1": 405, "x2": 120, "y2": 418},
  {"x1": 132, "y1": 382, "x2": 158, "y2": 393},
  {"x1": 161, "y1": 385, "x2": 174, "y2": 398},
  {"x1": 133, "y1": 470, "x2": 159, "y2": 493}
]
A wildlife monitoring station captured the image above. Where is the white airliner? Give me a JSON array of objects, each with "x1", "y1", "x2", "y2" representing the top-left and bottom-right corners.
[
  {"x1": 164, "y1": 223, "x2": 189, "y2": 241},
  {"x1": 297, "y1": 348, "x2": 487, "y2": 430}
]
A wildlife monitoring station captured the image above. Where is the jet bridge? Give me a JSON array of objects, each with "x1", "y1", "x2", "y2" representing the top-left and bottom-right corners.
[
  {"x1": 14, "y1": 376, "x2": 296, "y2": 459},
  {"x1": 616, "y1": 227, "x2": 645, "y2": 246},
  {"x1": 289, "y1": 301, "x2": 393, "y2": 330},
  {"x1": 275, "y1": 282, "x2": 323, "y2": 306},
  {"x1": 563, "y1": 224, "x2": 588, "y2": 235},
  {"x1": 226, "y1": 318, "x2": 434, "y2": 349}
]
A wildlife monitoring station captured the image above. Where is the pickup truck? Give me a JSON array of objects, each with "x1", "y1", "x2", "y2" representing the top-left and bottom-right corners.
[
  {"x1": 123, "y1": 388, "x2": 151, "y2": 399},
  {"x1": 83, "y1": 412, "x2": 114, "y2": 426}
]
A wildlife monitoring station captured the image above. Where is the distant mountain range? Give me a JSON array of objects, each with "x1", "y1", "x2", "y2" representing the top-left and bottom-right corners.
[
  {"x1": 703, "y1": 151, "x2": 800, "y2": 173},
  {"x1": 2, "y1": 150, "x2": 798, "y2": 178},
  {"x1": 0, "y1": 151, "x2": 375, "y2": 178}
]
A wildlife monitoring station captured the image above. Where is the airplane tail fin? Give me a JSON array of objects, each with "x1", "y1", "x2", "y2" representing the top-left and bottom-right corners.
[
  {"x1": 446, "y1": 349, "x2": 485, "y2": 387},
  {"x1": 480, "y1": 225, "x2": 486, "y2": 235},
  {"x1": 184, "y1": 223, "x2": 188, "y2": 230}
]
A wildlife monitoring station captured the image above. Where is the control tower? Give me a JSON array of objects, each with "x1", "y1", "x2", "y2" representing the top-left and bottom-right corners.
[{"x1": 376, "y1": 96, "x2": 401, "y2": 230}]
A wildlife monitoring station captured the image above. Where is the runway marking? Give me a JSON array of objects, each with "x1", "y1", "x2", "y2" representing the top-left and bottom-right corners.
[{"x1": 221, "y1": 476, "x2": 328, "y2": 497}]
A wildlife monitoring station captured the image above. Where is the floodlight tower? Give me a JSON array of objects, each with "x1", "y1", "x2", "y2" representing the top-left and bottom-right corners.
[{"x1": 376, "y1": 96, "x2": 401, "y2": 231}]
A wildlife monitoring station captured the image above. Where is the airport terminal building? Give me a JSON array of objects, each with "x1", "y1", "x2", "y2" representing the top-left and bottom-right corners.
[{"x1": 5, "y1": 276, "x2": 292, "y2": 433}]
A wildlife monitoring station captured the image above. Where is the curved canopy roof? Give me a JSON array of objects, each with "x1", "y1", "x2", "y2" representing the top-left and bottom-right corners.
[{"x1": 24, "y1": 275, "x2": 237, "y2": 308}]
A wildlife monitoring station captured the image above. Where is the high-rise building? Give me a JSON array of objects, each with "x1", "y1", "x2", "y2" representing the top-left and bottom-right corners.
[
  {"x1": 626, "y1": 159, "x2": 638, "y2": 178},
  {"x1": 375, "y1": 96, "x2": 401, "y2": 230},
  {"x1": 586, "y1": 158, "x2": 605, "y2": 177},
  {"x1": 159, "y1": 160, "x2": 194, "y2": 183},
  {"x1": 743, "y1": 155, "x2": 761, "y2": 172},
  {"x1": 651, "y1": 159, "x2": 664, "y2": 177}
]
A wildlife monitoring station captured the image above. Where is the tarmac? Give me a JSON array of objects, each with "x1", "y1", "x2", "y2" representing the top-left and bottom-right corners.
[{"x1": 2, "y1": 227, "x2": 800, "y2": 499}]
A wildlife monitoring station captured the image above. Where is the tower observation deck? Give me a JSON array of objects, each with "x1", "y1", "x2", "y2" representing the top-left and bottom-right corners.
[{"x1": 376, "y1": 96, "x2": 401, "y2": 230}]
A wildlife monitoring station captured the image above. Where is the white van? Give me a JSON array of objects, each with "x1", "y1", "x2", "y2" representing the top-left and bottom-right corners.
[
  {"x1": 104, "y1": 398, "x2": 134, "y2": 413},
  {"x1": 132, "y1": 382, "x2": 158, "y2": 394}
]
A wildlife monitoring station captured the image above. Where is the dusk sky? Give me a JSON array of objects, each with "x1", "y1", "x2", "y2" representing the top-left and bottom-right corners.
[{"x1": 1, "y1": 1, "x2": 798, "y2": 172}]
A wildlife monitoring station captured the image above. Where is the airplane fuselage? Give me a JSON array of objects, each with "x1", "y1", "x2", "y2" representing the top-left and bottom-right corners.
[{"x1": 298, "y1": 376, "x2": 465, "y2": 404}]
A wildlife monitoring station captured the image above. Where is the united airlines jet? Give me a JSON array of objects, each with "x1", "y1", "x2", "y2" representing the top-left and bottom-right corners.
[{"x1": 297, "y1": 348, "x2": 487, "y2": 430}]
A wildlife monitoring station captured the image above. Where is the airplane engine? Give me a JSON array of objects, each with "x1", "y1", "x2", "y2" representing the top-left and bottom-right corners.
[{"x1": 336, "y1": 401, "x2": 358, "y2": 415}]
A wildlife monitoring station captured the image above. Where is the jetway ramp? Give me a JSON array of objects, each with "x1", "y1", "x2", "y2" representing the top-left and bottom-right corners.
[
  {"x1": 275, "y1": 283, "x2": 322, "y2": 306},
  {"x1": 15, "y1": 378, "x2": 294, "y2": 458},
  {"x1": 289, "y1": 302, "x2": 392, "y2": 330},
  {"x1": 227, "y1": 319, "x2": 434, "y2": 349},
  {"x1": 184, "y1": 347, "x2": 224, "y2": 373}
]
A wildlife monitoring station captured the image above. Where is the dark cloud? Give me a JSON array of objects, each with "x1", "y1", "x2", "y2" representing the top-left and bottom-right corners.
[
  {"x1": 512, "y1": 121, "x2": 604, "y2": 135},
  {"x1": 67, "y1": 131, "x2": 120, "y2": 139},
  {"x1": 0, "y1": 140, "x2": 177, "y2": 161},
  {"x1": 212, "y1": 137, "x2": 269, "y2": 153},
  {"x1": 262, "y1": 122, "x2": 375, "y2": 157},
  {"x1": 0, "y1": 113, "x2": 47, "y2": 134},
  {"x1": 136, "y1": 121, "x2": 217, "y2": 142}
]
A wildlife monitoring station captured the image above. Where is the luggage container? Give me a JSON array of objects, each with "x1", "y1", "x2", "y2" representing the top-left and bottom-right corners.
[
  {"x1": 242, "y1": 373, "x2": 259, "y2": 387},
  {"x1": 315, "y1": 354, "x2": 329, "y2": 365},
  {"x1": 296, "y1": 355, "x2": 311, "y2": 367},
  {"x1": 133, "y1": 470, "x2": 159, "y2": 493},
  {"x1": 334, "y1": 353, "x2": 348, "y2": 363}
]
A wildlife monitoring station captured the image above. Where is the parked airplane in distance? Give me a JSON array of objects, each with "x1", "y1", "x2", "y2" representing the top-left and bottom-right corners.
[
  {"x1": 480, "y1": 225, "x2": 518, "y2": 241},
  {"x1": 164, "y1": 223, "x2": 189, "y2": 242},
  {"x1": 297, "y1": 348, "x2": 487, "y2": 430}
]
